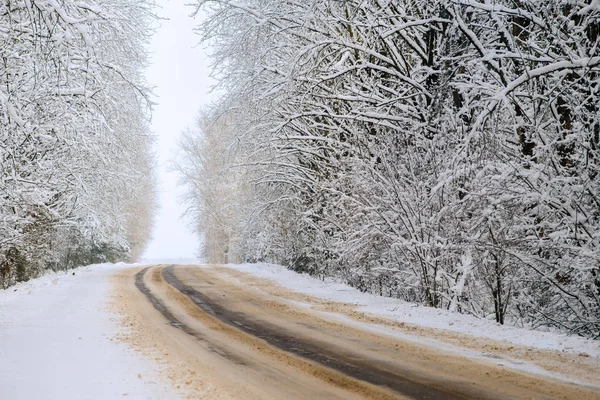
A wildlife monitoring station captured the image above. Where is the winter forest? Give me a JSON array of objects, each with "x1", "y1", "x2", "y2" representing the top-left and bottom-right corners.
[
  {"x1": 176, "y1": 0, "x2": 600, "y2": 339},
  {"x1": 2, "y1": 0, "x2": 600, "y2": 340},
  {"x1": 0, "y1": 1, "x2": 157, "y2": 287}
]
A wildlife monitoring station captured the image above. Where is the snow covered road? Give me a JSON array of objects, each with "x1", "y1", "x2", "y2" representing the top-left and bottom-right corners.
[
  {"x1": 0, "y1": 264, "x2": 178, "y2": 400},
  {"x1": 2, "y1": 263, "x2": 599, "y2": 399}
]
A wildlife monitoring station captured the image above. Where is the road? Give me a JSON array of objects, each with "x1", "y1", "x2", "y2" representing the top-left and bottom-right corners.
[{"x1": 111, "y1": 264, "x2": 600, "y2": 400}]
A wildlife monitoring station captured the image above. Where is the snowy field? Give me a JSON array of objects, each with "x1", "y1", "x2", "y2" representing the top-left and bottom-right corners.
[
  {"x1": 0, "y1": 263, "x2": 178, "y2": 400},
  {"x1": 226, "y1": 263, "x2": 600, "y2": 359}
]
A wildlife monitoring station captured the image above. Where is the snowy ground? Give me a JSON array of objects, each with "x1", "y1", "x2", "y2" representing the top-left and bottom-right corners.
[
  {"x1": 0, "y1": 263, "x2": 178, "y2": 400},
  {"x1": 226, "y1": 263, "x2": 600, "y2": 359},
  {"x1": 1, "y1": 261, "x2": 597, "y2": 400}
]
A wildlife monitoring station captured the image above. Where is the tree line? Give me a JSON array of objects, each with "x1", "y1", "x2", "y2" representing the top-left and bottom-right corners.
[
  {"x1": 176, "y1": 0, "x2": 600, "y2": 338},
  {"x1": 0, "y1": 0, "x2": 157, "y2": 288}
]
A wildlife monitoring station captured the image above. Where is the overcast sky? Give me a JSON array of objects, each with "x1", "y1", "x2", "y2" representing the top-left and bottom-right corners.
[{"x1": 141, "y1": 2, "x2": 214, "y2": 260}]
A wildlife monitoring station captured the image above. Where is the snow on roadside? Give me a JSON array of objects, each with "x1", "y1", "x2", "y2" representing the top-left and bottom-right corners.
[
  {"x1": 0, "y1": 263, "x2": 179, "y2": 400},
  {"x1": 226, "y1": 263, "x2": 600, "y2": 358},
  {"x1": 0, "y1": 263, "x2": 105, "y2": 307}
]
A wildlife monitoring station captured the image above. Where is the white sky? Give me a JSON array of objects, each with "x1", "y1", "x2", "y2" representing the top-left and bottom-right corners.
[{"x1": 141, "y1": 2, "x2": 214, "y2": 260}]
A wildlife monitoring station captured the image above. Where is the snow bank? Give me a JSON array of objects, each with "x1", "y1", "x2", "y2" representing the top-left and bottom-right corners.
[
  {"x1": 0, "y1": 264, "x2": 107, "y2": 307},
  {"x1": 226, "y1": 263, "x2": 600, "y2": 358}
]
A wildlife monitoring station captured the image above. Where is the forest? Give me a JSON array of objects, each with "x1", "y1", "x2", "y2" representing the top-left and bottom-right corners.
[
  {"x1": 175, "y1": 0, "x2": 600, "y2": 338},
  {"x1": 0, "y1": 1, "x2": 157, "y2": 288}
]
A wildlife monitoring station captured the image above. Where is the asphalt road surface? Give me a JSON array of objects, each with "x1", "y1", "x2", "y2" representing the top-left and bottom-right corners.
[{"x1": 110, "y1": 265, "x2": 600, "y2": 400}]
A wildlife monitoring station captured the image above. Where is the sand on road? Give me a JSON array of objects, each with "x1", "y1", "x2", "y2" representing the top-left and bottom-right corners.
[{"x1": 110, "y1": 264, "x2": 600, "y2": 400}]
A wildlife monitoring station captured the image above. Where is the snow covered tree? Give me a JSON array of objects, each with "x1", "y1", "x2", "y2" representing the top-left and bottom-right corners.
[
  {"x1": 0, "y1": 0, "x2": 157, "y2": 287},
  {"x1": 184, "y1": 0, "x2": 600, "y2": 338}
]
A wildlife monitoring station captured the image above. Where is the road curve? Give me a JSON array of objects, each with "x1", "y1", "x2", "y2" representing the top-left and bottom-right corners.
[{"x1": 111, "y1": 265, "x2": 600, "y2": 400}]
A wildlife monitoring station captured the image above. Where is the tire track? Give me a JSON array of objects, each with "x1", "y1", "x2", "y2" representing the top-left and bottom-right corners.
[
  {"x1": 134, "y1": 266, "x2": 247, "y2": 365},
  {"x1": 120, "y1": 264, "x2": 600, "y2": 400},
  {"x1": 161, "y1": 265, "x2": 496, "y2": 400},
  {"x1": 133, "y1": 265, "x2": 400, "y2": 400}
]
